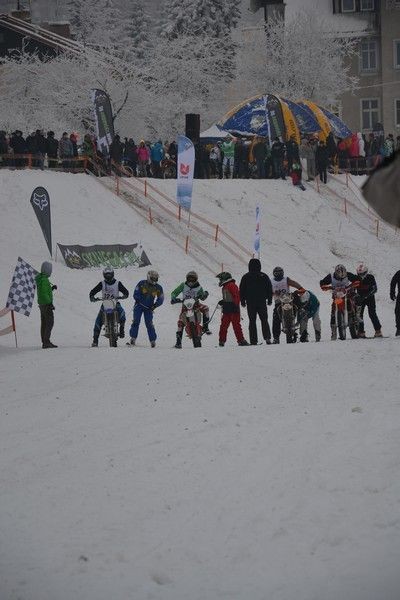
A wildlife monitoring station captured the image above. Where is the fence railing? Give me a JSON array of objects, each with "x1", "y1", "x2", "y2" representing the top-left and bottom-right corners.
[{"x1": 0, "y1": 153, "x2": 89, "y2": 171}]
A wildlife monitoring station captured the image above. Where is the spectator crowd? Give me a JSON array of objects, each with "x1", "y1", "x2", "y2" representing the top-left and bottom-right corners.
[{"x1": 1, "y1": 127, "x2": 398, "y2": 185}]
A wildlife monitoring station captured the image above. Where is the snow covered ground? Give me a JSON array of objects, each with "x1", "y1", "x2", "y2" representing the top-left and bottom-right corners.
[{"x1": 1, "y1": 170, "x2": 400, "y2": 600}]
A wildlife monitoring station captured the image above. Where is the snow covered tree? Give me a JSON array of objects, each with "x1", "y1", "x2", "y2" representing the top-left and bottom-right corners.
[
  {"x1": 162, "y1": 0, "x2": 240, "y2": 40},
  {"x1": 66, "y1": 0, "x2": 124, "y2": 50},
  {"x1": 124, "y1": 0, "x2": 152, "y2": 61},
  {"x1": 236, "y1": 10, "x2": 359, "y2": 107}
]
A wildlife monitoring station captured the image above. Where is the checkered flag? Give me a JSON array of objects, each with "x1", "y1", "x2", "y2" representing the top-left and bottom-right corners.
[{"x1": 6, "y1": 257, "x2": 38, "y2": 317}]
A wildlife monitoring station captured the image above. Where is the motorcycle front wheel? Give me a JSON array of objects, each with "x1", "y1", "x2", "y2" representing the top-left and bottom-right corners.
[
  {"x1": 107, "y1": 313, "x2": 118, "y2": 347},
  {"x1": 337, "y1": 310, "x2": 346, "y2": 340},
  {"x1": 189, "y1": 321, "x2": 202, "y2": 348}
]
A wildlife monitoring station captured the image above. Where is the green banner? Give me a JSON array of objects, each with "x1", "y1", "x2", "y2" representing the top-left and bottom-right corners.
[{"x1": 57, "y1": 243, "x2": 151, "y2": 269}]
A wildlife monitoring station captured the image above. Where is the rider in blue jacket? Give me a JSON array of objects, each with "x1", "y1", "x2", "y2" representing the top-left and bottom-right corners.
[{"x1": 128, "y1": 270, "x2": 164, "y2": 347}]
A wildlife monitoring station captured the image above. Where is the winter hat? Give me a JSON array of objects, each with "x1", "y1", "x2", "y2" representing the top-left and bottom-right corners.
[
  {"x1": 248, "y1": 258, "x2": 261, "y2": 272},
  {"x1": 41, "y1": 261, "x2": 52, "y2": 276}
]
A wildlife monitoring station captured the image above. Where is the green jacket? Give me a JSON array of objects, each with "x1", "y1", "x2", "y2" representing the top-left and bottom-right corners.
[{"x1": 36, "y1": 273, "x2": 53, "y2": 305}]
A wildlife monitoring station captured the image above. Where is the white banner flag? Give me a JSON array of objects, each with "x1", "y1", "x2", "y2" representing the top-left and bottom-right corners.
[
  {"x1": 177, "y1": 135, "x2": 195, "y2": 212},
  {"x1": 254, "y1": 206, "x2": 260, "y2": 257}
]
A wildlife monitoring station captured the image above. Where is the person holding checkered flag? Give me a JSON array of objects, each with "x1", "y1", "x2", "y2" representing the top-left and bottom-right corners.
[{"x1": 35, "y1": 261, "x2": 58, "y2": 349}]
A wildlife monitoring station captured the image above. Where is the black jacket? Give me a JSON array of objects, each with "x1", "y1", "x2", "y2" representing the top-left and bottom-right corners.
[
  {"x1": 239, "y1": 258, "x2": 273, "y2": 306},
  {"x1": 316, "y1": 145, "x2": 329, "y2": 168},
  {"x1": 390, "y1": 270, "x2": 400, "y2": 299},
  {"x1": 286, "y1": 139, "x2": 299, "y2": 160},
  {"x1": 355, "y1": 273, "x2": 377, "y2": 298},
  {"x1": 46, "y1": 136, "x2": 59, "y2": 158}
]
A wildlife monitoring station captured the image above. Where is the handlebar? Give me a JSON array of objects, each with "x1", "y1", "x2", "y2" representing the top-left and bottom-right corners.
[{"x1": 91, "y1": 296, "x2": 126, "y2": 302}]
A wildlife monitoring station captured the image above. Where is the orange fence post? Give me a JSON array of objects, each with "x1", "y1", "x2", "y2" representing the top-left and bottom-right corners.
[
  {"x1": 115, "y1": 176, "x2": 120, "y2": 196},
  {"x1": 316, "y1": 177, "x2": 320, "y2": 194},
  {"x1": 148, "y1": 207, "x2": 153, "y2": 225},
  {"x1": 178, "y1": 205, "x2": 181, "y2": 221},
  {"x1": 185, "y1": 235, "x2": 189, "y2": 254},
  {"x1": 344, "y1": 198, "x2": 347, "y2": 216},
  {"x1": 214, "y1": 224, "x2": 219, "y2": 245},
  {"x1": 376, "y1": 219, "x2": 379, "y2": 239},
  {"x1": 345, "y1": 171, "x2": 349, "y2": 187},
  {"x1": 144, "y1": 179, "x2": 147, "y2": 197},
  {"x1": 28, "y1": 154, "x2": 32, "y2": 169}
]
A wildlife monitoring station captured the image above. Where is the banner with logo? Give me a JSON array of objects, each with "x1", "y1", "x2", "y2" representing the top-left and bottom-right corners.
[
  {"x1": 254, "y1": 206, "x2": 260, "y2": 258},
  {"x1": 177, "y1": 134, "x2": 195, "y2": 212},
  {"x1": 30, "y1": 186, "x2": 52, "y2": 256},
  {"x1": 90, "y1": 88, "x2": 115, "y2": 157},
  {"x1": 57, "y1": 243, "x2": 151, "y2": 269}
]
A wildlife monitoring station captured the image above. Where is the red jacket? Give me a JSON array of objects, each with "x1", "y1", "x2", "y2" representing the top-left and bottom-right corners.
[{"x1": 221, "y1": 280, "x2": 241, "y2": 314}]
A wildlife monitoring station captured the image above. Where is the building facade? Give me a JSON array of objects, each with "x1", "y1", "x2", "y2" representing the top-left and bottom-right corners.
[{"x1": 332, "y1": 0, "x2": 400, "y2": 136}]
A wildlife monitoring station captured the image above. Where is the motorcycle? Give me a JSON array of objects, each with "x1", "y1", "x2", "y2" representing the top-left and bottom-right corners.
[
  {"x1": 174, "y1": 297, "x2": 203, "y2": 348},
  {"x1": 93, "y1": 295, "x2": 125, "y2": 347},
  {"x1": 161, "y1": 154, "x2": 177, "y2": 179},
  {"x1": 323, "y1": 284, "x2": 359, "y2": 340},
  {"x1": 278, "y1": 291, "x2": 298, "y2": 343}
]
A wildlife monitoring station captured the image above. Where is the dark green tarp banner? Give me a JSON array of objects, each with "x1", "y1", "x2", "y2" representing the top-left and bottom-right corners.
[{"x1": 57, "y1": 244, "x2": 151, "y2": 269}]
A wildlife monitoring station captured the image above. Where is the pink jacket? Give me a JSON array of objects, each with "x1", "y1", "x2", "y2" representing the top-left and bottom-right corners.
[{"x1": 136, "y1": 145, "x2": 150, "y2": 161}]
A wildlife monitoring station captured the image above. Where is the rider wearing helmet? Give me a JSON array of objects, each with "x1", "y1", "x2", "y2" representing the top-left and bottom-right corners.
[
  {"x1": 320, "y1": 264, "x2": 358, "y2": 340},
  {"x1": 216, "y1": 272, "x2": 249, "y2": 346},
  {"x1": 293, "y1": 289, "x2": 321, "y2": 342},
  {"x1": 354, "y1": 263, "x2": 382, "y2": 338},
  {"x1": 171, "y1": 271, "x2": 210, "y2": 348},
  {"x1": 127, "y1": 270, "x2": 164, "y2": 347},
  {"x1": 89, "y1": 268, "x2": 129, "y2": 347},
  {"x1": 271, "y1": 266, "x2": 304, "y2": 344}
]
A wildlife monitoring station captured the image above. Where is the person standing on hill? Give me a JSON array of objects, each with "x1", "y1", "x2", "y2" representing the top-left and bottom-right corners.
[
  {"x1": 221, "y1": 135, "x2": 235, "y2": 178},
  {"x1": 390, "y1": 269, "x2": 400, "y2": 336},
  {"x1": 35, "y1": 261, "x2": 57, "y2": 349},
  {"x1": 216, "y1": 272, "x2": 249, "y2": 347},
  {"x1": 239, "y1": 258, "x2": 272, "y2": 345},
  {"x1": 354, "y1": 263, "x2": 382, "y2": 338},
  {"x1": 315, "y1": 140, "x2": 329, "y2": 183}
]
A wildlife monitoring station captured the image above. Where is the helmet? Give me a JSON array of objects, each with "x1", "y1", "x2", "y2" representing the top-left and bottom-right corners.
[
  {"x1": 216, "y1": 272, "x2": 233, "y2": 286},
  {"x1": 300, "y1": 291, "x2": 310, "y2": 304},
  {"x1": 273, "y1": 266, "x2": 284, "y2": 281},
  {"x1": 147, "y1": 269, "x2": 159, "y2": 284},
  {"x1": 334, "y1": 264, "x2": 347, "y2": 280},
  {"x1": 186, "y1": 271, "x2": 198, "y2": 287},
  {"x1": 356, "y1": 263, "x2": 368, "y2": 278},
  {"x1": 103, "y1": 267, "x2": 114, "y2": 283}
]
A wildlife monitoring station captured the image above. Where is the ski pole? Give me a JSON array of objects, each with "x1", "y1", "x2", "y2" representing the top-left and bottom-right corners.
[{"x1": 207, "y1": 302, "x2": 220, "y2": 327}]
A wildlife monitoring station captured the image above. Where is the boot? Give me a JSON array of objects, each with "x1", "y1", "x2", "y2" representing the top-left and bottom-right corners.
[
  {"x1": 219, "y1": 341, "x2": 225, "y2": 347},
  {"x1": 175, "y1": 331, "x2": 183, "y2": 349},
  {"x1": 265, "y1": 338, "x2": 272, "y2": 345},
  {"x1": 331, "y1": 326, "x2": 337, "y2": 341},
  {"x1": 374, "y1": 329, "x2": 382, "y2": 338},
  {"x1": 127, "y1": 337, "x2": 136, "y2": 346},
  {"x1": 202, "y1": 319, "x2": 212, "y2": 335},
  {"x1": 358, "y1": 331, "x2": 366, "y2": 338},
  {"x1": 42, "y1": 342, "x2": 57, "y2": 349},
  {"x1": 151, "y1": 340, "x2": 156, "y2": 348},
  {"x1": 315, "y1": 331, "x2": 321, "y2": 342},
  {"x1": 91, "y1": 335, "x2": 99, "y2": 347},
  {"x1": 273, "y1": 338, "x2": 280, "y2": 344},
  {"x1": 396, "y1": 328, "x2": 400, "y2": 337},
  {"x1": 300, "y1": 331, "x2": 309, "y2": 343},
  {"x1": 119, "y1": 323, "x2": 125, "y2": 339},
  {"x1": 238, "y1": 340, "x2": 249, "y2": 346}
]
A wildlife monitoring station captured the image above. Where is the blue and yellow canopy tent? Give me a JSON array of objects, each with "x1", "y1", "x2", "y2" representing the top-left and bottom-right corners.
[{"x1": 217, "y1": 94, "x2": 352, "y2": 144}]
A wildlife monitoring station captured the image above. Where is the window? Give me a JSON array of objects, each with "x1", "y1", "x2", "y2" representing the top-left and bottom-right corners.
[
  {"x1": 361, "y1": 98, "x2": 380, "y2": 130},
  {"x1": 396, "y1": 99, "x2": 400, "y2": 127},
  {"x1": 360, "y1": 40, "x2": 378, "y2": 71},
  {"x1": 394, "y1": 40, "x2": 400, "y2": 68},
  {"x1": 342, "y1": 0, "x2": 356, "y2": 11},
  {"x1": 360, "y1": 0, "x2": 374, "y2": 9}
]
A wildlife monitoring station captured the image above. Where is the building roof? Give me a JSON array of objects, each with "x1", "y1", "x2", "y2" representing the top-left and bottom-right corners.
[{"x1": 0, "y1": 13, "x2": 81, "y2": 55}]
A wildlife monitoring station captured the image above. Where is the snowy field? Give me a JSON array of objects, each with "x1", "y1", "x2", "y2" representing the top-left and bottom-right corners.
[{"x1": 1, "y1": 170, "x2": 400, "y2": 600}]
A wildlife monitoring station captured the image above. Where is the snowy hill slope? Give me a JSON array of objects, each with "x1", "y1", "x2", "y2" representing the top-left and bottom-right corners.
[{"x1": 1, "y1": 170, "x2": 400, "y2": 600}]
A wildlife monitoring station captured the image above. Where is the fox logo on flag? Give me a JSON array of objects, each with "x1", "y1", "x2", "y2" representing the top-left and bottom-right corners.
[{"x1": 32, "y1": 191, "x2": 49, "y2": 211}]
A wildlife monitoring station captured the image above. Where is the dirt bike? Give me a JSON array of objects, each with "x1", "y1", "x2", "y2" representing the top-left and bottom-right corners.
[
  {"x1": 93, "y1": 296, "x2": 125, "y2": 347},
  {"x1": 323, "y1": 284, "x2": 359, "y2": 340},
  {"x1": 174, "y1": 297, "x2": 203, "y2": 348},
  {"x1": 161, "y1": 155, "x2": 176, "y2": 179},
  {"x1": 278, "y1": 291, "x2": 298, "y2": 343}
]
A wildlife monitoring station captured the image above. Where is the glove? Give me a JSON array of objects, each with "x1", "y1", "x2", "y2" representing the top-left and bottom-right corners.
[
  {"x1": 268, "y1": 300, "x2": 272, "y2": 306},
  {"x1": 200, "y1": 290, "x2": 209, "y2": 300},
  {"x1": 90, "y1": 296, "x2": 96, "y2": 303},
  {"x1": 151, "y1": 305, "x2": 156, "y2": 311},
  {"x1": 218, "y1": 300, "x2": 224, "y2": 306},
  {"x1": 241, "y1": 300, "x2": 246, "y2": 307},
  {"x1": 171, "y1": 298, "x2": 179, "y2": 304},
  {"x1": 51, "y1": 285, "x2": 57, "y2": 291},
  {"x1": 390, "y1": 294, "x2": 396, "y2": 301},
  {"x1": 50, "y1": 303, "x2": 55, "y2": 310}
]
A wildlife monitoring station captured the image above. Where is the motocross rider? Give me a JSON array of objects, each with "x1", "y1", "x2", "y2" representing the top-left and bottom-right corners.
[
  {"x1": 170, "y1": 271, "x2": 210, "y2": 349},
  {"x1": 271, "y1": 266, "x2": 303, "y2": 344},
  {"x1": 89, "y1": 267, "x2": 129, "y2": 347},
  {"x1": 320, "y1": 264, "x2": 358, "y2": 340}
]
